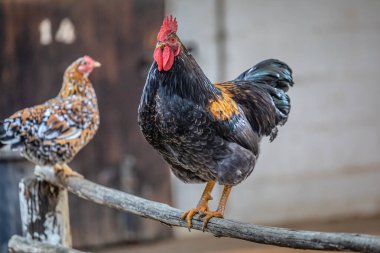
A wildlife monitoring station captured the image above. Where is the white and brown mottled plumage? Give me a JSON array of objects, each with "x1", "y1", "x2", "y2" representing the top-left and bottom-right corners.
[{"x1": 0, "y1": 56, "x2": 101, "y2": 177}]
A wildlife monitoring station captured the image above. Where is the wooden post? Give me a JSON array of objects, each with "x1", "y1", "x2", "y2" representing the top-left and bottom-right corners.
[
  {"x1": 19, "y1": 173, "x2": 72, "y2": 247},
  {"x1": 8, "y1": 235, "x2": 88, "y2": 253},
  {"x1": 0, "y1": 148, "x2": 33, "y2": 253}
]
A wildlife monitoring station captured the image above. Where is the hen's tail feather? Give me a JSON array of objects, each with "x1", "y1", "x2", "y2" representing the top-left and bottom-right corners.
[
  {"x1": 0, "y1": 121, "x2": 5, "y2": 149},
  {"x1": 0, "y1": 120, "x2": 20, "y2": 149},
  {"x1": 236, "y1": 59, "x2": 294, "y2": 92}
]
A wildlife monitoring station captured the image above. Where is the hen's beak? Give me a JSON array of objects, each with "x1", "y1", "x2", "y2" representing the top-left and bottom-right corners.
[
  {"x1": 93, "y1": 61, "x2": 101, "y2": 68},
  {"x1": 156, "y1": 42, "x2": 166, "y2": 49}
]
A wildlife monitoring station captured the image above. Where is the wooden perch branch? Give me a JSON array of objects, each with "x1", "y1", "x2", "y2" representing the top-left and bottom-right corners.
[
  {"x1": 8, "y1": 235, "x2": 88, "y2": 253},
  {"x1": 35, "y1": 166, "x2": 380, "y2": 253}
]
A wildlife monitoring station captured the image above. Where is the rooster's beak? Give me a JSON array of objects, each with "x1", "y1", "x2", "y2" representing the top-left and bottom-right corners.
[
  {"x1": 93, "y1": 61, "x2": 101, "y2": 68},
  {"x1": 156, "y1": 42, "x2": 166, "y2": 49}
]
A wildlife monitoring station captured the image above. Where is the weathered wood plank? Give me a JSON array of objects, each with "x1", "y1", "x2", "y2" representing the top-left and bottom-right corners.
[
  {"x1": 36, "y1": 165, "x2": 380, "y2": 253},
  {"x1": 8, "y1": 235, "x2": 89, "y2": 253},
  {"x1": 19, "y1": 176, "x2": 72, "y2": 247}
]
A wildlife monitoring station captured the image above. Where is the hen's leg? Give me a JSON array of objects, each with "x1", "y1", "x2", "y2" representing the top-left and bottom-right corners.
[
  {"x1": 54, "y1": 164, "x2": 83, "y2": 178},
  {"x1": 181, "y1": 180, "x2": 215, "y2": 229},
  {"x1": 201, "y1": 185, "x2": 232, "y2": 230}
]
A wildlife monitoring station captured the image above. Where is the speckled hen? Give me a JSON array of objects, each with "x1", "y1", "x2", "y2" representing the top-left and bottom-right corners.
[
  {"x1": 138, "y1": 16, "x2": 295, "y2": 229},
  {"x1": 0, "y1": 56, "x2": 101, "y2": 177}
]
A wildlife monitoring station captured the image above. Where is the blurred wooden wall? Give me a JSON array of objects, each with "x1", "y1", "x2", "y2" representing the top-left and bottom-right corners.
[{"x1": 0, "y1": 0, "x2": 171, "y2": 248}]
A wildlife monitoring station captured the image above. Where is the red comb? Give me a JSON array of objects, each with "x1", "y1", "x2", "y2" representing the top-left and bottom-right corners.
[
  {"x1": 157, "y1": 15, "x2": 178, "y2": 41},
  {"x1": 83, "y1": 55, "x2": 93, "y2": 63}
]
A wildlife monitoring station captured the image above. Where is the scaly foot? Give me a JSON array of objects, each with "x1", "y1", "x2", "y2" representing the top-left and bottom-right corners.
[
  {"x1": 181, "y1": 180, "x2": 215, "y2": 229},
  {"x1": 181, "y1": 203, "x2": 210, "y2": 229},
  {"x1": 201, "y1": 185, "x2": 232, "y2": 231},
  {"x1": 200, "y1": 210, "x2": 223, "y2": 231},
  {"x1": 54, "y1": 164, "x2": 83, "y2": 178}
]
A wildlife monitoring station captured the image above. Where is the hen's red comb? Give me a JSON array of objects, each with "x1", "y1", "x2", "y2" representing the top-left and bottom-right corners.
[{"x1": 157, "y1": 15, "x2": 178, "y2": 41}]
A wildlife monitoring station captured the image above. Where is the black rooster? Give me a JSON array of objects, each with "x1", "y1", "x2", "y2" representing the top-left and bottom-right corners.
[{"x1": 138, "y1": 16, "x2": 294, "y2": 229}]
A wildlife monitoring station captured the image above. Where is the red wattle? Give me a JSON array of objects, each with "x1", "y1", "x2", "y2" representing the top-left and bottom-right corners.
[
  {"x1": 163, "y1": 46, "x2": 174, "y2": 71},
  {"x1": 154, "y1": 47, "x2": 163, "y2": 71}
]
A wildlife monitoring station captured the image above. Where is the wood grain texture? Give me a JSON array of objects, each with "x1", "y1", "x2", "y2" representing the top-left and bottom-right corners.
[
  {"x1": 19, "y1": 177, "x2": 72, "y2": 247},
  {"x1": 35, "y1": 166, "x2": 380, "y2": 253},
  {"x1": 8, "y1": 235, "x2": 88, "y2": 253}
]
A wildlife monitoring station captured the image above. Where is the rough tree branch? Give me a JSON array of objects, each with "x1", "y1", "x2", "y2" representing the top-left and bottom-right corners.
[{"x1": 35, "y1": 166, "x2": 380, "y2": 253}]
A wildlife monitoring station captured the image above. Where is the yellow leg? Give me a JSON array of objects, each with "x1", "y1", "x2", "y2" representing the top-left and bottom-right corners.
[
  {"x1": 181, "y1": 180, "x2": 215, "y2": 229},
  {"x1": 201, "y1": 185, "x2": 232, "y2": 230},
  {"x1": 54, "y1": 164, "x2": 83, "y2": 178}
]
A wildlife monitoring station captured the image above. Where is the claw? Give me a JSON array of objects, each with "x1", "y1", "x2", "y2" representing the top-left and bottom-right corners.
[
  {"x1": 181, "y1": 185, "x2": 232, "y2": 231},
  {"x1": 200, "y1": 185, "x2": 232, "y2": 231},
  {"x1": 180, "y1": 181, "x2": 216, "y2": 230},
  {"x1": 181, "y1": 204, "x2": 209, "y2": 229},
  {"x1": 54, "y1": 164, "x2": 83, "y2": 179},
  {"x1": 201, "y1": 211, "x2": 223, "y2": 231},
  {"x1": 180, "y1": 210, "x2": 192, "y2": 231}
]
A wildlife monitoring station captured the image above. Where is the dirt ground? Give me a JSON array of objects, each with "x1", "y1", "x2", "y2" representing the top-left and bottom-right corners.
[{"x1": 93, "y1": 215, "x2": 380, "y2": 253}]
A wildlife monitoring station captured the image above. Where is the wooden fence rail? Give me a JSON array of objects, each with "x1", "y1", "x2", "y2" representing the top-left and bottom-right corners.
[{"x1": 9, "y1": 166, "x2": 380, "y2": 253}]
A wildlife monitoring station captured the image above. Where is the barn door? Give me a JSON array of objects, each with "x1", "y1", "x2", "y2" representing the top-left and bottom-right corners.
[{"x1": 0, "y1": 0, "x2": 171, "y2": 248}]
